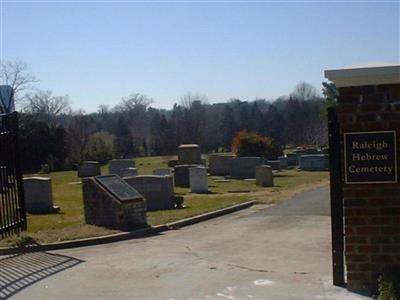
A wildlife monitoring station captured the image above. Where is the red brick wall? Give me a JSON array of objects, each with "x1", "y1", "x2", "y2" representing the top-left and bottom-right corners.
[{"x1": 337, "y1": 84, "x2": 400, "y2": 293}]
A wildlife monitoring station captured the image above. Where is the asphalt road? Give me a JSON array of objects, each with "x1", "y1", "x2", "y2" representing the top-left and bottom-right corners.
[{"x1": 2, "y1": 185, "x2": 369, "y2": 300}]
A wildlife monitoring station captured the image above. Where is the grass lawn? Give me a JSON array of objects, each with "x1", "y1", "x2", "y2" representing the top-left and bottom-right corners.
[{"x1": 0, "y1": 155, "x2": 329, "y2": 247}]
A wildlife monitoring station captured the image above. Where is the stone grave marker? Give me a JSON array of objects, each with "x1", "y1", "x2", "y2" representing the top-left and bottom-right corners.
[
  {"x1": 256, "y1": 165, "x2": 274, "y2": 187},
  {"x1": 109, "y1": 159, "x2": 135, "y2": 177},
  {"x1": 78, "y1": 161, "x2": 101, "y2": 178},
  {"x1": 209, "y1": 154, "x2": 234, "y2": 176},
  {"x1": 299, "y1": 154, "x2": 329, "y2": 171},
  {"x1": 266, "y1": 160, "x2": 281, "y2": 171},
  {"x1": 278, "y1": 156, "x2": 288, "y2": 169},
  {"x1": 153, "y1": 168, "x2": 172, "y2": 176},
  {"x1": 229, "y1": 157, "x2": 264, "y2": 179},
  {"x1": 120, "y1": 167, "x2": 138, "y2": 177},
  {"x1": 286, "y1": 153, "x2": 299, "y2": 166},
  {"x1": 23, "y1": 177, "x2": 59, "y2": 213},
  {"x1": 83, "y1": 175, "x2": 147, "y2": 229},
  {"x1": 177, "y1": 144, "x2": 202, "y2": 165},
  {"x1": 174, "y1": 164, "x2": 199, "y2": 187},
  {"x1": 124, "y1": 175, "x2": 175, "y2": 210},
  {"x1": 189, "y1": 167, "x2": 208, "y2": 193}
]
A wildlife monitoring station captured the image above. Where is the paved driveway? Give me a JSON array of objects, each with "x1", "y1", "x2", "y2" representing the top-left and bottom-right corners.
[{"x1": 2, "y1": 186, "x2": 369, "y2": 299}]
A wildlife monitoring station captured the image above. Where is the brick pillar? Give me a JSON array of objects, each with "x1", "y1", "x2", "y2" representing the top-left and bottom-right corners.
[{"x1": 325, "y1": 65, "x2": 400, "y2": 294}]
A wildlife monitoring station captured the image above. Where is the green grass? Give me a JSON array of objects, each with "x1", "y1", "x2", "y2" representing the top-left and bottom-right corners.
[{"x1": 0, "y1": 156, "x2": 329, "y2": 246}]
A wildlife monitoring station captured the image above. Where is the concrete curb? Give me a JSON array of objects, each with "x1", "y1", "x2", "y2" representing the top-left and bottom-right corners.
[{"x1": 0, "y1": 200, "x2": 255, "y2": 255}]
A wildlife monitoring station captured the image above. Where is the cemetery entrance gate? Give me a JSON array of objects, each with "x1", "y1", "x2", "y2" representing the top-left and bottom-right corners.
[
  {"x1": 328, "y1": 106, "x2": 345, "y2": 286},
  {"x1": 0, "y1": 112, "x2": 26, "y2": 238}
]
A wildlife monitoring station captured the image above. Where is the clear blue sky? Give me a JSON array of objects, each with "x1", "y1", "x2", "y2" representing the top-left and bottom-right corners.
[{"x1": 2, "y1": 1, "x2": 399, "y2": 112}]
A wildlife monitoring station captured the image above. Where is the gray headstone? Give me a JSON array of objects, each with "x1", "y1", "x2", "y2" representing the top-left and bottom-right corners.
[
  {"x1": 23, "y1": 177, "x2": 59, "y2": 213},
  {"x1": 174, "y1": 164, "x2": 200, "y2": 187},
  {"x1": 230, "y1": 157, "x2": 264, "y2": 179},
  {"x1": 209, "y1": 154, "x2": 234, "y2": 176},
  {"x1": 78, "y1": 161, "x2": 101, "y2": 178},
  {"x1": 266, "y1": 160, "x2": 281, "y2": 171},
  {"x1": 109, "y1": 159, "x2": 135, "y2": 176},
  {"x1": 120, "y1": 167, "x2": 138, "y2": 177},
  {"x1": 189, "y1": 167, "x2": 208, "y2": 193},
  {"x1": 278, "y1": 156, "x2": 288, "y2": 169},
  {"x1": 177, "y1": 144, "x2": 202, "y2": 165},
  {"x1": 286, "y1": 153, "x2": 299, "y2": 166},
  {"x1": 256, "y1": 165, "x2": 274, "y2": 187},
  {"x1": 124, "y1": 175, "x2": 175, "y2": 210},
  {"x1": 299, "y1": 154, "x2": 329, "y2": 171}
]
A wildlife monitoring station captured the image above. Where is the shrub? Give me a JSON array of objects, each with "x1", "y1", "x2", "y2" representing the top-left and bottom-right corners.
[
  {"x1": 377, "y1": 268, "x2": 400, "y2": 300},
  {"x1": 232, "y1": 130, "x2": 282, "y2": 160}
]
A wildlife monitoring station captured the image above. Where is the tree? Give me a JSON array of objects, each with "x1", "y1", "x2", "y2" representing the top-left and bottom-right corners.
[
  {"x1": 291, "y1": 82, "x2": 319, "y2": 101},
  {"x1": 24, "y1": 90, "x2": 71, "y2": 123},
  {"x1": 0, "y1": 60, "x2": 38, "y2": 104},
  {"x1": 86, "y1": 132, "x2": 114, "y2": 164}
]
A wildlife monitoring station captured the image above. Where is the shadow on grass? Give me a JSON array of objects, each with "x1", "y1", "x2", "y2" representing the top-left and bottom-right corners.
[
  {"x1": 273, "y1": 174, "x2": 297, "y2": 178},
  {"x1": 0, "y1": 251, "x2": 83, "y2": 299}
]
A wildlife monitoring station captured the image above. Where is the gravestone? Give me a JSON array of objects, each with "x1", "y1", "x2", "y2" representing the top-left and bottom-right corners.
[
  {"x1": 120, "y1": 167, "x2": 138, "y2": 177},
  {"x1": 266, "y1": 160, "x2": 281, "y2": 171},
  {"x1": 23, "y1": 177, "x2": 59, "y2": 213},
  {"x1": 278, "y1": 156, "x2": 288, "y2": 169},
  {"x1": 153, "y1": 168, "x2": 172, "y2": 176},
  {"x1": 109, "y1": 159, "x2": 135, "y2": 177},
  {"x1": 83, "y1": 175, "x2": 147, "y2": 229},
  {"x1": 78, "y1": 161, "x2": 101, "y2": 178},
  {"x1": 209, "y1": 154, "x2": 234, "y2": 176},
  {"x1": 174, "y1": 164, "x2": 199, "y2": 187},
  {"x1": 299, "y1": 154, "x2": 329, "y2": 171},
  {"x1": 167, "y1": 159, "x2": 178, "y2": 168},
  {"x1": 256, "y1": 165, "x2": 274, "y2": 187},
  {"x1": 230, "y1": 157, "x2": 264, "y2": 179},
  {"x1": 177, "y1": 144, "x2": 202, "y2": 165},
  {"x1": 286, "y1": 153, "x2": 299, "y2": 166},
  {"x1": 189, "y1": 167, "x2": 208, "y2": 193},
  {"x1": 124, "y1": 175, "x2": 175, "y2": 210},
  {"x1": 305, "y1": 148, "x2": 320, "y2": 154}
]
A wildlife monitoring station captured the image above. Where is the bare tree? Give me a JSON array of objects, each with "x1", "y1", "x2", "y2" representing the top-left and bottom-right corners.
[
  {"x1": 24, "y1": 90, "x2": 71, "y2": 122},
  {"x1": 290, "y1": 82, "x2": 319, "y2": 101},
  {"x1": 180, "y1": 92, "x2": 208, "y2": 109},
  {"x1": 114, "y1": 93, "x2": 153, "y2": 112},
  {"x1": 0, "y1": 60, "x2": 38, "y2": 101}
]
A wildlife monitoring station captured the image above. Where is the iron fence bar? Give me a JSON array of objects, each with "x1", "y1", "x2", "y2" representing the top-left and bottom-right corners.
[{"x1": 328, "y1": 106, "x2": 345, "y2": 286}]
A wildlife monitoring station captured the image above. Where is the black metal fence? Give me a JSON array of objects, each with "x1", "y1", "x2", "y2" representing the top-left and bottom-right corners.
[{"x1": 0, "y1": 112, "x2": 26, "y2": 239}]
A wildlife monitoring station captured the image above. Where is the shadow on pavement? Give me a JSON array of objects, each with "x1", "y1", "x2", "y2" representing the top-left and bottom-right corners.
[{"x1": 0, "y1": 251, "x2": 83, "y2": 299}]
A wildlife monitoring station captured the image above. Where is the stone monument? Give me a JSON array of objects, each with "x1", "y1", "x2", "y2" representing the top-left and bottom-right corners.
[
  {"x1": 124, "y1": 175, "x2": 175, "y2": 210},
  {"x1": 189, "y1": 167, "x2": 208, "y2": 193},
  {"x1": 266, "y1": 160, "x2": 281, "y2": 171},
  {"x1": 23, "y1": 177, "x2": 59, "y2": 213},
  {"x1": 286, "y1": 153, "x2": 299, "y2": 166},
  {"x1": 208, "y1": 154, "x2": 234, "y2": 176},
  {"x1": 78, "y1": 161, "x2": 101, "y2": 178},
  {"x1": 83, "y1": 175, "x2": 147, "y2": 229},
  {"x1": 120, "y1": 167, "x2": 138, "y2": 177},
  {"x1": 299, "y1": 154, "x2": 329, "y2": 171},
  {"x1": 229, "y1": 157, "x2": 264, "y2": 179},
  {"x1": 177, "y1": 144, "x2": 202, "y2": 165},
  {"x1": 153, "y1": 168, "x2": 172, "y2": 176},
  {"x1": 174, "y1": 164, "x2": 199, "y2": 187},
  {"x1": 109, "y1": 159, "x2": 136, "y2": 177},
  {"x1": 256, "y1": 165, "x2": 274, "y2": 187},
  {"x1": 278, "y1": 156, "x2": 288, "y2": 169}
]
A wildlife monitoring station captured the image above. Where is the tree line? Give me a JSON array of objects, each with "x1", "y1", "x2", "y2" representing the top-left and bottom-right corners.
[{"x1": 1, "y1": 61, "x2": 337, "y2": 172}]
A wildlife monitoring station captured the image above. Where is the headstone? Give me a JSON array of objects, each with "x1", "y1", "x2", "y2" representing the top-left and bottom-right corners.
[
  {"x1": 256, "y1": 165, "x2": 274, "y2": 187},
  {"x1": 83, "y1": 175, "x2": 147, "y2": 229},
  {"x1": 40, "y1": 164, "x2": 50, "y2": 173},
  {"x1": 177, "y1": 144, "x2": 202, "y2": 165},
  {"x1": 299, "y1": 154, "x2": 329, "y2": 171},
  {"x1": 266, "y1": 160, "x2": 281, "y2": 171},
  {"x1": 189, "y1": 167, "x2": 208, "y2": 193},
  {"x1": 174, "y1": 164, "x2": 199, "y2": 187},
  {"x1": 153, "y1": 168, "x2": 172, "y2": 176},
  {"x1": 109, "y1": 159, "x2": 135, "y2": 177},
  {"x1": 286, "y1": 153, "x2": 299, "y2": 166},
  {"x1": 209, "y1": 154, "x2": 235, "y2": 176},
  {"x1": 23, "y1": 177, "x2": 59, "y2": 213},
  {"x1": 278, "y1": 156, "x2": 288, "y2": 169},
  {"x1": 124, "y1": 175, "x2": 175, "y2": 210},
  {"x1": 120, "y1": 167, "x2": 138, "y2": 177},
  {"x1": 78, "y1": 161, "x2": 101, "y2": 178},
  {"x1": 305, "y1": 148, "x2": 320, "y2": 155},
  {"x1": 229, "y1": 157, "x2": 264, "y2": 179}
]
